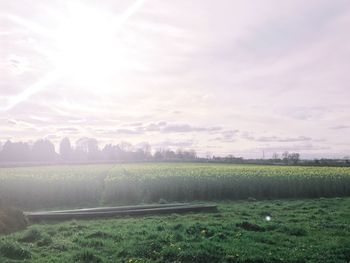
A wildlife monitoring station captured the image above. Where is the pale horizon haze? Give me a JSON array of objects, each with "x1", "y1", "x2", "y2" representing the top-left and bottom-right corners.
[{"x1": 1, "y1": 0, "x2": 350, "y2": 159}]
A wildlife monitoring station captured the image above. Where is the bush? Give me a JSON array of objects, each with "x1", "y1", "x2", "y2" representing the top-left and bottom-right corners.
[
  {"x1": 19, "y1": 227, "x2": 42, "y2": 242},
  {"x1": 0, "y1": 242, "x2": 31, "y2": 260},
  {"x1": 0, "y1": 205, "x2": 27, "y2": 235}
]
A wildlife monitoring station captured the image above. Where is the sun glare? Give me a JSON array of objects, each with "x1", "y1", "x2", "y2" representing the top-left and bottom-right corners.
[
  {"x1": 1, "y1": 0, "x2": 146, "y2": 111},
  {"x1": 52, "y1": 4, "x2": 125, "y2": 85}
]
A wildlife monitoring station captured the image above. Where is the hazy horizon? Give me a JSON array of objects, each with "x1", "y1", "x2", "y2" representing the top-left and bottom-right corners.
[{"x1": 1, "y1": 0, "x2": 350, "y2": 159}]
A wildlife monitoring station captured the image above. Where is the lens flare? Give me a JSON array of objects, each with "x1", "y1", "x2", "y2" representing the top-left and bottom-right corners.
[{"x1": 1, "y1": 0, "x2": 147, "y2": 112}]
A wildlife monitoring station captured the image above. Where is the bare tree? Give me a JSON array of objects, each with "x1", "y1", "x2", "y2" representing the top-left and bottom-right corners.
[{"x1": 272, "y1": 152, "x2": 280, "y2": 161}]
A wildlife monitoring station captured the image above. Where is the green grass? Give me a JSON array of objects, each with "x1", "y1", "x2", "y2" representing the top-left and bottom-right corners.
[
  {"x1": 1, "y1": 163, "x2": 350, "y2": 210},
  {"x1": 1, "y1": 163, "x2": 349, "y2": 262},
  {"x1": 1, "y1": 198, "x2": 349, "y2": 262}
]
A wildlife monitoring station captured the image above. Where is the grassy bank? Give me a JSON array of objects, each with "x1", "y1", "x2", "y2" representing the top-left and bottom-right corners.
[{"x1": 1, "y1": 197, "x2": 349, "y2": 262}]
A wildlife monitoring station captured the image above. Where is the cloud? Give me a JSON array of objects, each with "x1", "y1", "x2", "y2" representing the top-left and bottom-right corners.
[
  {"x1": 254, "y1": 136, "x2": 312, "y2": 143},
  {"x1": 56, "y1": 127, "x2": 79, "y2": 132},
  {"x1": 330, "y1": 125, "x2": 349, "y2": 130},
  {"x1": 153, "y1": 139, "x2": 194, "y2": 149},
  {"x1": 239, "y1": 131, "x2": 312, "y2": 143},
  {"x1": 128, "y1": 122, "x2": 143, "y2": 127},
  {"x1": 44, "y1": 134, "x2": 60, "y2": 140},
  {"x1": 255, "y1": 144, "x2": 331, "y2": 152},
  {"x1": 212, "y1": 130, "x2": 239, "y2": 142},
  {"x1": 278, "y1": 107, "x2": 330, "y2": 121},
  {"x1": 99, "y1": 128, "x2": 142, "y2": 135},
  {"x1": 136, "y1": 122, "x2": 221, "y2": 134},
  {"x1": 160, "y1": 124, "x2": 221, "y2": 133},
  {"x1": 96, "y1": 122, "x2": 222, "y2": 136},
  {"x1": 141, "y1": 121, "x2": 168, "y2": 132}
]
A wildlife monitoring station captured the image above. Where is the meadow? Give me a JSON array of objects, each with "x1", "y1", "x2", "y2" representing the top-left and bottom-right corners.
[
  {"x1": 0, "y1": 198, "x2": 349, "y2": 262},
  {"x1": 0, "y1": 163, "x2": 350, "y2": 210}
]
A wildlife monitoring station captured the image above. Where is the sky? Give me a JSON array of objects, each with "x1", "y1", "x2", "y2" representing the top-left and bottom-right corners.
[{"x1": 0, "y1": 0, "x2": 350, "y2": 159}]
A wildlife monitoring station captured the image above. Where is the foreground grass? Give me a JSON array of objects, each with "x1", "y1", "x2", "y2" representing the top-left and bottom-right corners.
[{"x1": 1, "y1": 198, "x2": 350, "y2": 263}]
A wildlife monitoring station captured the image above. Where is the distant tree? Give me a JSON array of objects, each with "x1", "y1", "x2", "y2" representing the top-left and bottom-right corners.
[
  {"x1": 176, "y1": 149, "x2": 184, "y2": 159},
  {"x1": 154, "y1": 149, "x2": 163, "y2": 161},
  {"x1": 102, "y1": 144, "x2": 123, "y2": 162},
  {"x1": 134, "y1": 148, "x2": 146, "y2": 161},
  {"x1": 1, "y1": 141, "x2": 14, "y2": 161},
  {"x1": 281, "y1": 151, "x2": 300, "y2": 165},
  {"x1": 59, "y1": 137, "x2": 72, "y2": 161},
  {"x1": 164, "y1": 149, "x2": 176, "y2": 160},
  {"x1": 175, "y1": 149, "x2": 196, "y2": 161},
  {"x1": 86, "y1": 139, "x2": 99, "y2": 160},
  {"x1": 282, "y1": 151, "x2": 289, "y2": 163},
  {"x1": 272, "y1": 152, "x2": 280, "y2": 161},
  {"x1": 205, "y1": 152, "x2": 213, "y2": 159},
  {"x1": 119, "y1": 141, "x2": 132, "y2": 152},
  {"x1": 140, "y1": 142, "x2": 152, "y2": 160},
  {"x1": 289, "y1": 153, "x2": 300, "y2": 165},
  {"x1": 75, "y1": 137, "x2": 100, "y2": 161},
  {"x1": 31, "y1": 139, "x2": 56, "y2": 162},
  {"x1": 188, "y1": 149, "x2": 197, "y2": 159},
  {"x1": 0, "y1": 140, "x2": 31, "y2": 162},
  {"x1": 117, "y1": 141, "x2": 134, "y2": 162},
  {"x1": 102, "y1": 144, "x2": 113, "y2": 161}
]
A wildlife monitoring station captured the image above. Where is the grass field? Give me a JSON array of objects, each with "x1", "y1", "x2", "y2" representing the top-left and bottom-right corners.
[
  {"x1": 1, "y1": 163, "x2": 350, "y2": 262},
  {"x1": 0, "y1": 198, "x2": 349, "y2": 263},
  {"x1": 1, "y1": 163, "x2": 350, "y2": 210}
]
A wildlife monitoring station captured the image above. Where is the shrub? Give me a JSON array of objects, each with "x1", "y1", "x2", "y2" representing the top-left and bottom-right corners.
[
  {"x1": 19, "y1": 227, "x2": 42, "y2": 242},
  {"x1": 0, "y1": 242, "x2": 31, "y2": 260},
  {"x1": 0, "y1": 205, "x2": 27, "y2": 234}
]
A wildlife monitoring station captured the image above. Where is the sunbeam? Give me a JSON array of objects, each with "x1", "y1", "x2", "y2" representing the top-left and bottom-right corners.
[
  {"x1": 1, "y1": 0, "x2": 147, "y2": 112},
  {"x1": 4, "y1": 14, "x2": 54, "y2": 39},
  {"x1": 113, "y1": 0, "x2": 148, "y2": 31},
  {"x1": 0, "y1": 70, "x2": 63, "y2": 111}
]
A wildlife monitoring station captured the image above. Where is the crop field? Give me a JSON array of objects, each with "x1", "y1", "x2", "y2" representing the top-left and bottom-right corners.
[{"x1": 0, "y1": 163, "x2": 350, "y2": 210}]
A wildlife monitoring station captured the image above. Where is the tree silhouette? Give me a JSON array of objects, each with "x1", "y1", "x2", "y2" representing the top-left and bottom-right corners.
[
  {"x1": 59, "y1": 137, "x2": 72, "y2": 161},
  {"x1": 31, "y1": 139, "x2": 56, "y2": 162},
  {"x1": 0, "y1": 140, "x2": 31, "y2": 162}
]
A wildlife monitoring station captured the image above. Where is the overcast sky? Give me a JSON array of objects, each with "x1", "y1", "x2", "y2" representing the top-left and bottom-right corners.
[{"x1": 1, "y1": 0, "x2": 349, "y2": 158}]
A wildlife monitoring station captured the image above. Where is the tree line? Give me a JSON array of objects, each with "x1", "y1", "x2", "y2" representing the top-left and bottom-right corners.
[
  {"x1": 0, "y1": 137, "x2": 349, "y2": 166},
  {"x1": 0, "y1": 137, "x2": 197, "y2": 163}
]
